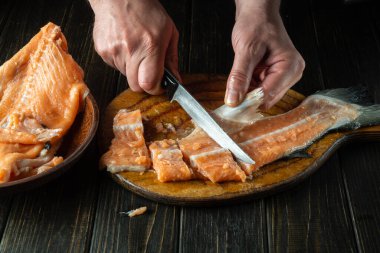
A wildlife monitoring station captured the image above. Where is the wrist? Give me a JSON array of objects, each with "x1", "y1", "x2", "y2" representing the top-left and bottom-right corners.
[
  {"x1": 89, "y1": 0, "x2": 132, "y2": 15},
  {"x1": 235, "y1": 0, "x2": 280, "y2": 20}
]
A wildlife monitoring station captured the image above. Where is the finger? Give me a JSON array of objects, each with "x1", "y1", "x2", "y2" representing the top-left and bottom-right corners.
[
  {"x1": 260, "y1": 58, "x2": 304, "y2": 109},
  {"x1": 226, "y1": 45, "x2": 266, "y2": 107},
  {"x1": 250, "y1": 62, "x2": 267, "y2": 88},
  {"x1": 138, "y1": 51, "x2": 165, "y2": 95},
  {"x1": 125, "y1": 56, "x2": 144, "y2": 92},
  {"x1": 165, "y1": 26, "x2": 181, "y2": 82},
  {"x1": 113, "y1": 56, "x2": 127, "y2": 76}
]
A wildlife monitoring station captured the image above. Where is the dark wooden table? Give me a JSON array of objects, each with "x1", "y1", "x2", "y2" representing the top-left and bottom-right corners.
[{"x1": 1, "y1": 0, "x2": 380, "y2": 252}]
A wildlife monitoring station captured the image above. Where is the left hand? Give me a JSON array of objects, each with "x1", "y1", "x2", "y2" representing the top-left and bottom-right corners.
[{"x1": 225, "y1": 0, "x2": 305, "y2": 109}]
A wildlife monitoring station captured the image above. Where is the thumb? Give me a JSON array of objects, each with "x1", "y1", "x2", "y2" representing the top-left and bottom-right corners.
[
  {"x1": 138, "y1": 52, "x2": 165, "y2": 95},
  {"x1": 226, "y1": 47, "x2": 265, "y2": 107}
]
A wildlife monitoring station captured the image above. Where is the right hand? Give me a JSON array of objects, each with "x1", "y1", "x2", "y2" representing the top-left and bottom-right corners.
[{"x1": 90, "y1": 0, "x2": 180, "y2": 94}]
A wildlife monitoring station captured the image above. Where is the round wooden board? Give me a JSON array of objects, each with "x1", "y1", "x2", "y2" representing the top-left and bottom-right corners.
[{"x1": 99, "y1": 74, "x2": 380, "y2": 206}]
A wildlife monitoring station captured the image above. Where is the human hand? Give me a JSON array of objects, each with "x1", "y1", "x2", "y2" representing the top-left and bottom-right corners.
[
  {"x1": 225, "y1": 0, "x2": 305, "y2": 109},
  {"x1": 89, "y1": 0, "x2": 180, "y2": 94}
]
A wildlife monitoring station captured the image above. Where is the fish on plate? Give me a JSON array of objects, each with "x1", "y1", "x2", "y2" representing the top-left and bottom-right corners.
[
  {"x1": 0, "y1": 22, "x2": 89, "y2": 183},
  {"x1": 101, "y1": 86, "x2": 380, "y2": 183}
]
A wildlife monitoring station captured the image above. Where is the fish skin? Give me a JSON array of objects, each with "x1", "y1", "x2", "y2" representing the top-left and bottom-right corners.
[{"x1": 0, "y1": 22, "x2": 89, "y2": 183}]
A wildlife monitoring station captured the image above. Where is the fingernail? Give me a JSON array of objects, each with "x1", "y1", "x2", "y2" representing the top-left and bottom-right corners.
[{"x1": 225, "y1": 89, "x2": 240, "y2": 106}]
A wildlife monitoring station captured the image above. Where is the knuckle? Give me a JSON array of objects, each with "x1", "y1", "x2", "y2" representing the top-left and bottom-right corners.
[
  {"x1": 95, "y1": 42, "x2": 118, "y2": 58},
  {"x1": 291, "y1": 53, "x2": 306, "y2": 75},
  {"x1": 236, "y1": 40, "x2": 258, "y2": 56},
  {"x1": 141, "y1": 33, "x2": 160, "y2": 55},
  {"x1": 232, "y1": 32, "x2": 262, "y2": 57}
]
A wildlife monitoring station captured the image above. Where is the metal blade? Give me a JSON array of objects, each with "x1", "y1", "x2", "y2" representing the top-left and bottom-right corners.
[{"x1": 172, "y1": 84, "x2": 255, "y2": 164}]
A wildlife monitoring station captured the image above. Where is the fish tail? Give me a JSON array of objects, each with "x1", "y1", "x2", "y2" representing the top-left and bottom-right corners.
[
  {"x1": 316, "y1": 86, "x2": 373, "y2": 106},
  {"x1": 316, "y1": 86, "x2": 380, "y2": 129},
  {"x1": 354, "y1": 104, "x2": 380, "y2": 128}
]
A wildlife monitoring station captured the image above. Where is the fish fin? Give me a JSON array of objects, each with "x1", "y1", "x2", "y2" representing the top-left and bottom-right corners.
[
  {"x1": 315, "y1": 86, "x2": 373, "y2": 106},
  {"x1": 352, "y1": 104, "x2": 380, "y2": 129},
  {"x1": 317, "y1": 86, "x2": 380, "y2": 130},
  {"x1": 284, "y1": 150, "x2": 312, "y2": 159},
  {"x1": 213, "y1": 88, "x2": 264, "y2": 124}
]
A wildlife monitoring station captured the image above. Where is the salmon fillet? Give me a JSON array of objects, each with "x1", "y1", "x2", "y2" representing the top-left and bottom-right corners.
[
  {"x1": 149, "y1": 139, "x2": 193, "y2": 182},
  {"x1": 100, "y1": 109, "x2": 151, "y2": 173},
  {"x1": 230, "y1": 94, "x2": 361, "y2": 172},
  {"x1": 178, "y1": 127, "x2": 246, "y2": 183},
  {"x1": 0, "y1": 22, "x2": 89, "y2": 183}
]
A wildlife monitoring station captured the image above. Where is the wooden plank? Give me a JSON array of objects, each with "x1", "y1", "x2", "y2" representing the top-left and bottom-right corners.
[
  {"x1": 266, "y1": 0, "x2": 358, "y2": 252},
  {"x1": 280, "y1": 0, "x2": 325, "y2": 95},
  {"x1": 187, "y1": 0, "x2": 235, "y2": 74},
  {"x1": 0, "y1": 0, "x2": 101, "y2": 252},
  {"x1": 311, "y1": 1, "x2": 380, "y2": 251},
  {"x1": 180, "y1": 202, "x2": 267, "y2": 253},
  {"x1": 310, "y1": 0, "x2": 380, "y2": 91},
  {"x1": 89, "y1": 1, "x2": 190, "y2": 252},
  {"x1": 161, "y1": 0, "x2": 192, "y2": 72},
  {"x1": 0, "y1": 198, "x2": 12, "y2": 241},
  {"x1": 90, "y1": 178, "x2": 179, "y2": 253},
  {"x1": 267, "y1": 156, "x2": 357, "y2": 252},
  {"x1": 179, "y1": 1, "x2": 267, "y2": 252},
  {"x1": 339, "y1": 143, "x2": 380, "y2": 252},
  {"x1": 0, "y1": 1, "x2": 14, "y2": 36}
]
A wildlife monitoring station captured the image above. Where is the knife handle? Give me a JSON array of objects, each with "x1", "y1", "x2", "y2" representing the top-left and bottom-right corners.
[{"x1": 161, "y1": 68, "x2": 179, "y2": 100}]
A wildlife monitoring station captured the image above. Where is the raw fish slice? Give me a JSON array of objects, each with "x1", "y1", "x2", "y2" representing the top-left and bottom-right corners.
[
  {"x1": 100, "y1": 109, "x2": 151, "y2": 173},
  {"x1": 0, "y1": 22, "x2": 88, "y2": 183},
  {"x1": 0, "y1": 23, "x2": 88, "y2": 137},
  {"x1": 178, "y1": 127, "x2": 246, "y2": 183},
  {"x1": 0, "y1": 143, "x2": 44, "y2": 183},
  {"x1": 17, "y1": 140, "x2": 62, "y2": 175},
  {"x1": 149, "y1": 139, "x2": 193, "y2": 182},
  {"x1": 35, "y1": 157, "x2": 64, "y2": 174},
  {"x1": 0, "y1": 114, "x2": 62, "y2": 144}
]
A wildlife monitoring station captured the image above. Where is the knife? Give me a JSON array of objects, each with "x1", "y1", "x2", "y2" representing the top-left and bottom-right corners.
[{"x1": 161, "y1": 69, "x2": 255, "y2": 164}]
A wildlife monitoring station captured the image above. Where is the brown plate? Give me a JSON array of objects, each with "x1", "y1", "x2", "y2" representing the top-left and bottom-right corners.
[
  {"x1": 99, "y1": 74, "x2": 380, "y2": 206},
  {"x1": 0, "y1": 93, "x2": 99, "y2": 195}
]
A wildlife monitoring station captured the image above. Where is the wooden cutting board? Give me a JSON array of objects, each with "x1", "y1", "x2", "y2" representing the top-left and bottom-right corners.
[{"x1": 99, "y1": 74, "x2": 380, "y2": 206}]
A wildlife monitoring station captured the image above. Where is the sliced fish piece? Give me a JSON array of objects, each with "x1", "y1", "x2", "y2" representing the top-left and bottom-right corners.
[
  {"x1": 178, "y1": 127, "x2": 246, "y2": 183},
  {"x1": 100, "y1": 109, "x2": 151, "y2": 173},
  {"x1": 149, "y1": 139, "x2": 193, "y2": 182}
]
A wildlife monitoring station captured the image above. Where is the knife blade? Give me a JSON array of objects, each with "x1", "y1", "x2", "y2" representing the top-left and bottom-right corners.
[{"x1": 161, "y1": 69, "x2": 255, "y2": 164}]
